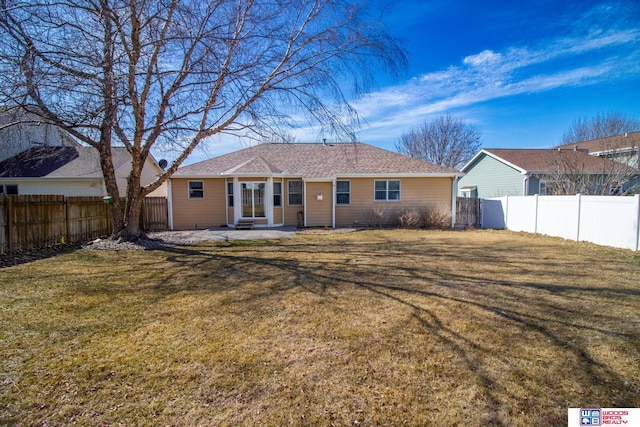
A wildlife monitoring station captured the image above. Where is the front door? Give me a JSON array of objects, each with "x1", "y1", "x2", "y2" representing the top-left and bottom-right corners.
[{"x1": 241, "y1": 182, "x2": 265, "y2": 218}]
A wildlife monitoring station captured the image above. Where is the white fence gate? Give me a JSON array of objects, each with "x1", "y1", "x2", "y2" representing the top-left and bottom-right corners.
[{"x1": 481, "y1": 194, "x2": 640, "y2": 251}]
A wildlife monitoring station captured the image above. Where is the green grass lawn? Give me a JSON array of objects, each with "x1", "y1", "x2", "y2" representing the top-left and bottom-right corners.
[{"x1": 1, "y1": 229, "x2": 639, "y2": 426}]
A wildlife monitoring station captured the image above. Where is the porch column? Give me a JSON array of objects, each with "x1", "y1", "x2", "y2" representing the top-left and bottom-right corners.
[
  {"x1": 265, "y1": 177, "x2": 273, "y2": 227},
  {"x1": 233, "y1": 177, "x2": 240, "y2": 226}
]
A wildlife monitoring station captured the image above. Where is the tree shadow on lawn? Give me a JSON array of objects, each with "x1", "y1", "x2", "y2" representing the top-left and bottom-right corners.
[{"x1": 146, "y1": 239, "x2": 640, "y2": 425}]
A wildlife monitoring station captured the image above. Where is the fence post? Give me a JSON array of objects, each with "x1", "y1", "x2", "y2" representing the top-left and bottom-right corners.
[
  {"x1": 504, "y1": 195, "x2": 509, "y2": 230},
  {"x1": 64, "y1": 197, "x2": 70, "y2": 245},
  {"x1": 576, "y1": 194, "x2": 582, "y2": 243},
  {"x1": 7, "y1": 195, "x2": 13, "y2": 254},
  {"x1": 635, "y1": 194, "x2": 640, "y2": 252},
  {"x1": 534, "y1": 194, "x2": 539, "y2": 233}
]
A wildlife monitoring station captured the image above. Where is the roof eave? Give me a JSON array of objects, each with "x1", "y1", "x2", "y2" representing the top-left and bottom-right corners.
[
  {"x1": 171, "y1": 172, "x2": 462, "y2": 180},
  {"x1": 338, "y1": 172, "x2": 462, "y2": 178}
]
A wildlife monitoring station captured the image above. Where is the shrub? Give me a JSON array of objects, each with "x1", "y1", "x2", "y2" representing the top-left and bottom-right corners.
[
  {"x1": 364, "y1": 207, "x2": 390, "y2": 228},
  {"x1": 395, "y1": 208, "x2": 424, "y2": 229},
  {"x1": 420, "y1": 204, "x2": 451, "y2": 229}
]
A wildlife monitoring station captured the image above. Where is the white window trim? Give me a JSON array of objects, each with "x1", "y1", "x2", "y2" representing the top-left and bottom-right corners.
[
  {"x1": 336, "y1": 179, "x2": 351, "y2": 206},
  {"x1": 273, "y1": 181, "x2": 283, "y2": 207},
  {"x1": 188, "y1": 180, "x2": 204, "y2": 200},
  {"x1": 374, "y1": 179, "x2": 401, "y2": 202},
  {"x1": 226, "y1": 181, "x2": 234, "y2": 207},
  {"x1": 288, "y1": 180, "x2": 303, "y2": 206}
]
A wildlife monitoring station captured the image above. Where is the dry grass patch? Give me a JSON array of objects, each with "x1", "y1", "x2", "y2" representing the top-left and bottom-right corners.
[{"x1": 1, "y1": 230, "x2": 639, "y2": 426}]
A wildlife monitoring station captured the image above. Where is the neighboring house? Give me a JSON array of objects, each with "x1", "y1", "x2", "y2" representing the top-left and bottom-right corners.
[
  {"x1": 169, "y1": 142, "x2": 462, "y2": 229},
  {"x1": 0, "y1": 107, "x2": 80, "y2": 162},
  {"x1": 458, "y1": 148, "x2": 633, "y2": 198},
  {"x1": 555, "y1": 131, "x2": 640, "y2": 169},
  {"x1": 0, "y1": 145, "x2": 167, "y2": 197}
]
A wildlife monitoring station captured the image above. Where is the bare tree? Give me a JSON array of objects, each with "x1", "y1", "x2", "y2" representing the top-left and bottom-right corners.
[
  {"x1": 539, "y1": 149, "x2": 637, "y2": 195},
  {"x1": 553, "y1": 113, "x2": 640, "y2": 195},
  {"x1": 395, "y1": 115, "x2": 481, "y2": 170},
  {"x1": 0, "y1": 0, "x2": 406, "y2": 240},
  {"x1": 561, "y1": 112, "x2": 640, "y2": 145}
]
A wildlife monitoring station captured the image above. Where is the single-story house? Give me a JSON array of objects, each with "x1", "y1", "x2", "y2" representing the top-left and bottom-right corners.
[
  {"x1": 169, "y1": 142, "x2": 462, "y2": 229},
  {"x1": 0, "y1": 145, "x2": 167, "y2": 197},
  {"x1": 458, "y1": 148, "x2": 634, "y2": 198}
]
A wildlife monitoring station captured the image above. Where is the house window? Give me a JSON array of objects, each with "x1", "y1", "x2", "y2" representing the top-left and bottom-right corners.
[
  {"x1": 288, "y1": 180, "x2": 302, "y2": 205},
  {"x1": 0, "y1": 185, "x2": 18, "y2": 195},
  {"x1": 273, "y1": 182, "x2": 282, "y2": 207},
  {"x1": 374, "y1": 180, "x2": 400, "y2": 201},
  {"x1": 227, "y1": 182, "x2": 234, "y2": 207},
  {"x1": 336, "y1": 180, "x2": 350, "y2": 205},
  {"x1": 188, "y1": 181, "x2": 204, "y2": 199}
]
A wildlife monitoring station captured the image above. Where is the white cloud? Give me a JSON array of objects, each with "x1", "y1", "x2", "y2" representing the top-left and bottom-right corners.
[
  {"x1": 348, "y1": 23, "x2": 640, "y2": 144},
  {"x1": 463, "y1": 50, "x2": 503, "y2": 67}
]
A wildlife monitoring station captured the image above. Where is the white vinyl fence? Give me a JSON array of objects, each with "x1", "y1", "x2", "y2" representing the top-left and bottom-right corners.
[{"x1": 481, "y1": 194, "x2": 640, "y2": 251}]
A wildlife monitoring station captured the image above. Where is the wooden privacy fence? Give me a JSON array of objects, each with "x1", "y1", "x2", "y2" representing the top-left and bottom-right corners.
[
  {"x1": 456, "y1": 197, "x2": 481, "y2": 227},
  {"x1": 0, "y1": 195, "x2": 168, "y2": 254}
]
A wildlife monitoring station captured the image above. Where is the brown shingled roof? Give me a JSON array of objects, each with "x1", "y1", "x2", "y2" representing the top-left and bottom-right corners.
[
  {"x1": 175, "y1": 142, "x2": 460, "y2": 178},
  {"x1": 482, "y1": 148, "x2": 622, "y2": 173},
  {"x1": 555, "y1": 131, "x2": 640, "y2": 153}
]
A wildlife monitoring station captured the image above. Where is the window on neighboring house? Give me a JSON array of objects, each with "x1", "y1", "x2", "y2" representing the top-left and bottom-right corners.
[
  {"x1": 227, "y1": 182, "x2": 234, "y2": 207},
  {"x1": 336, "y1": 180, "x2": 350, "y2": 205},
  {"x1": 539, "y1": 181, "x2": 551, "y2": 195},
  {"x1": 374, "y1": 180, "x2": 400, "y2": 201},
  {"x1": 273, "y1": 182, "x2": 282, "y2": 207},
  {"x1": 288, "y1": 180, "x2": 303, "y2": 205},
  {"x1": 0, "y1": 185, "x2": 18, "y2": 195},
  {"x1": 188, "y1": 181, "x2": 204, "y2": 199}
]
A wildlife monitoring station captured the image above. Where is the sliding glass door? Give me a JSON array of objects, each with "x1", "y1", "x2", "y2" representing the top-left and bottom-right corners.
[{"x1": 241, "y1": 182, "x2": 265, "y2": 218}]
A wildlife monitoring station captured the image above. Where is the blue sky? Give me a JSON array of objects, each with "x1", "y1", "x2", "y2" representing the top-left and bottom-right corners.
[{"x1": 187, "y1": 0, "x2": 640, "y2": 164}]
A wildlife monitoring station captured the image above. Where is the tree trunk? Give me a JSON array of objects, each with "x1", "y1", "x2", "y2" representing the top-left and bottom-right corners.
[
  {"x1": 118, "y1": 195, "x2": 145, "y2": 241},
  {"x1": 116, "y1": 160, "x2": 146, "y2": 241}
]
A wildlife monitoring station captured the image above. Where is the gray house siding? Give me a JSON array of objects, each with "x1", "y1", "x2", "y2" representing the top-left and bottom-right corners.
[{"x1": 458, "y1": 154, "x2": 525, "y2": 198}]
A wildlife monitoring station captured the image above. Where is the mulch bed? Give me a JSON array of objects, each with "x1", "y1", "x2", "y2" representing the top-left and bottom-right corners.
[{"x1": 0, "y1": 244, "x2": 81, "y2": 269}]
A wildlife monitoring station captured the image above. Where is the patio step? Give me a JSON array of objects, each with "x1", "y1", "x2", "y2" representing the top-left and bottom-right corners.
[{"x1": 235, "y1": 219, "x2": 254, "y2": 230}]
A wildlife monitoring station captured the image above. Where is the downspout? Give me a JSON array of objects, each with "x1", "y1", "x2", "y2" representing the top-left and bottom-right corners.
[
  {"x1": 167, "y1": 179, "x2": 174, "y2": 230},
  {"x1": 523, "y1": 173, "x2": 530, "y2": 196},
  {"x1": 303, "y1": 180, "x2": 307, "y2": 227},
  {"x1": 451, "y1": 176, "x2": 458, "y2": 228}
]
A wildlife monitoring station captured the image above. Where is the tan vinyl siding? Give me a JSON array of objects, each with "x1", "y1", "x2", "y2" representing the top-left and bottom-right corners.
[
  {"x1": 305, "y1": 182, "x2": 333, "y2": 227},
  {"x1": 283, "y1": 178, "x2": 303, "y2": 226},
  {"x1": 335, "y1": 177, "x2": 452, "y2": 227},
  {"x1": 171, "y1": 178, "x2": 226, "y2": 230},
  {"x1": 273, "y1": 207, "x2": 284, "y2": 225}
]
